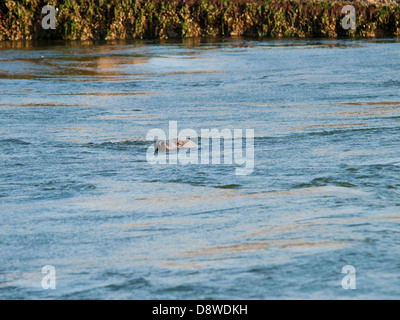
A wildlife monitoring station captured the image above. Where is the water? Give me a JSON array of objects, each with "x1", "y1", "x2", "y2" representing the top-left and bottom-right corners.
[{"x1": 0, "y1": 38, "x2": 399, "y2": 300}]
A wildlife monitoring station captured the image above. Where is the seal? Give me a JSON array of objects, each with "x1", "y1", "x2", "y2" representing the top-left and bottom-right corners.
[{"x1": 153, "y1": 138, "x2": 197, "y2": 152}]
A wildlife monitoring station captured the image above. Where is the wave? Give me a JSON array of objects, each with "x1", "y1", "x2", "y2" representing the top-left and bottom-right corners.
[
  {"x1": 254, "y1": 125, "x2": 399, "y2": 141},
  {"x1": 81, "y1": 139, "x2": 148, "y2": 150},
  {"x1": 293, "y1": 164, "x2": 400, "y2": 191},
  {"x1": 0, "y1": 139, "x2": 31, "y2": 145},
  {"x1": 293, "y1": 177, "x2": 356, "y2": 189}
]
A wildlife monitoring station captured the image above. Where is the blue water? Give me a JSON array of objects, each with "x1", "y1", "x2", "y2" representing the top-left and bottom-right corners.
[{"x1": 0, "y1": 38, "x2": 399, "y2": 299}]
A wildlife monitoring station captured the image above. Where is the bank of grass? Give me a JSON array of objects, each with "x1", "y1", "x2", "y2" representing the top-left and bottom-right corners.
[{"x1": 1, "y1": 0, "x2": 400, "y2": 40}]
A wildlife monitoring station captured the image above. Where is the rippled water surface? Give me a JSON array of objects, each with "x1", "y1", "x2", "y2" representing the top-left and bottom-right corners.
[{"x1": 0, "y1": 38, "x2": 399, "y2": 299}]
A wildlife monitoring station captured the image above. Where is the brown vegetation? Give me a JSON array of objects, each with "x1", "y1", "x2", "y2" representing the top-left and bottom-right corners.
[{"x1": 0, "y1": 0, "x2": 399, "y2": 40}]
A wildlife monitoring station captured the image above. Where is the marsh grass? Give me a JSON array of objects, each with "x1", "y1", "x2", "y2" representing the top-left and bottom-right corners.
[{"x1": 1, "y1": 0, "x2": 400, "y2": 40}]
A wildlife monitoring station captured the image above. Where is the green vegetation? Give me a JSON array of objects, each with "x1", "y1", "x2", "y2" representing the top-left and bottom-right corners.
[{"x1": 1, "y1": 0, "x2": 400, "y2": 40}]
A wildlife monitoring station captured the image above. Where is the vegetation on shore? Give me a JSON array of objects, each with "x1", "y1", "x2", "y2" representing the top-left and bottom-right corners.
[{"x1": 1, "y1": 0, "x2": 400, "y2": 41}]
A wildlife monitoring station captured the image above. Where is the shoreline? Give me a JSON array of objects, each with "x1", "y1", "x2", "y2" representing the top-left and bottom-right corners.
[{"x1": 1, "y1": 0, "x2": 400, "y2": 41}]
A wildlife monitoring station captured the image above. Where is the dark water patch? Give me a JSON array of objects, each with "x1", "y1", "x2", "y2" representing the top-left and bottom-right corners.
[
  {"x1": 189, "y1": 181, "x2": 207, "y2": 186},
  {"x1": 167, "y1": 178, "x2": 207, "y2": 187},
  {"x1": 306, "y1": 126, "x2": 400, "y2": 137},
  {"x1": 0, "y1": 72, "x2": 36, "y2": 80},
  {"x1": 35, "y1": 180, "x2": 96, "y2": 190},
  {"x1": 214, "y1": 184, "x2": 241, "y2": 189},
  {"x1": 82, "y1": 140, "x2": 148, "y2": 150},
  {"x1": 29, "y1": 180, "x2": 97, "y2": 200},
  {"x1": 254, "y1": 136, "x2": 276, "y2": 142},
  {"x1": 362, "y1": 237, "x2": 377, "y2": 244},
  {"x1": 293, "y1": 177, "x2": 356, "y2": 189},
  {"x1": 348, "y1": 223, "x2": 372, "y2": 228},
  {"x1": 104, "y1": 277, "x2": 151, "y2": 292},
  {"x1": 0, "y1": 139, "x2": 31, "y2": 146},
  {"x1": 98, "y1": 170, "x2": 118, "y2": 177},
  {"x1": 380, "y1": 80, "x2": 400, "y2": 88},
  {"x1": 342, "y1": 163, "x2": 400, "y2": 187},
  {"x1": 52, "y1": 142, "x2": 81, "y2": 149},
  {"x1": 246, "y1": 266, "x2": 275, "y2": 279},
  {"x1": 168, "y1": 179, "x2": 183, "y2": 183},
  {"x1": 71, "y1": 92, "x2": 149, "y2": 96},
  {"x1": 365, "y1": 164, "x2": 400, "y2": 173},
  {"x1": 185, "y1": 80, "x2": 223, "y2": 88},
  {"x1": 156, "y1": 284, "x2": 200, "y2": 294},
  {"x1": 0, "y1": 103, "x2": 84, "y2": 108},
  {"x1": 386, "y1": 184, "x2": 400, "y2": 189},
  {"x1": 0, "y1": 286, "x2": 20, "y2": 298}
]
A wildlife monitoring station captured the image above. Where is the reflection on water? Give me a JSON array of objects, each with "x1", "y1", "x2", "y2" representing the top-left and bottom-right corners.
[
  {"x1": 0, "y1": 38, "x2": 400, "y2": 299},
  {"x1": 184, "y1": 240, "x2": 351, "y2": 257}
]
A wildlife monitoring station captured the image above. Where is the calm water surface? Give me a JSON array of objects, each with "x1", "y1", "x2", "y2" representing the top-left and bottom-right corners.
[{"x1": 0, "y1": 38, "x2": 399, "y2": 299}]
